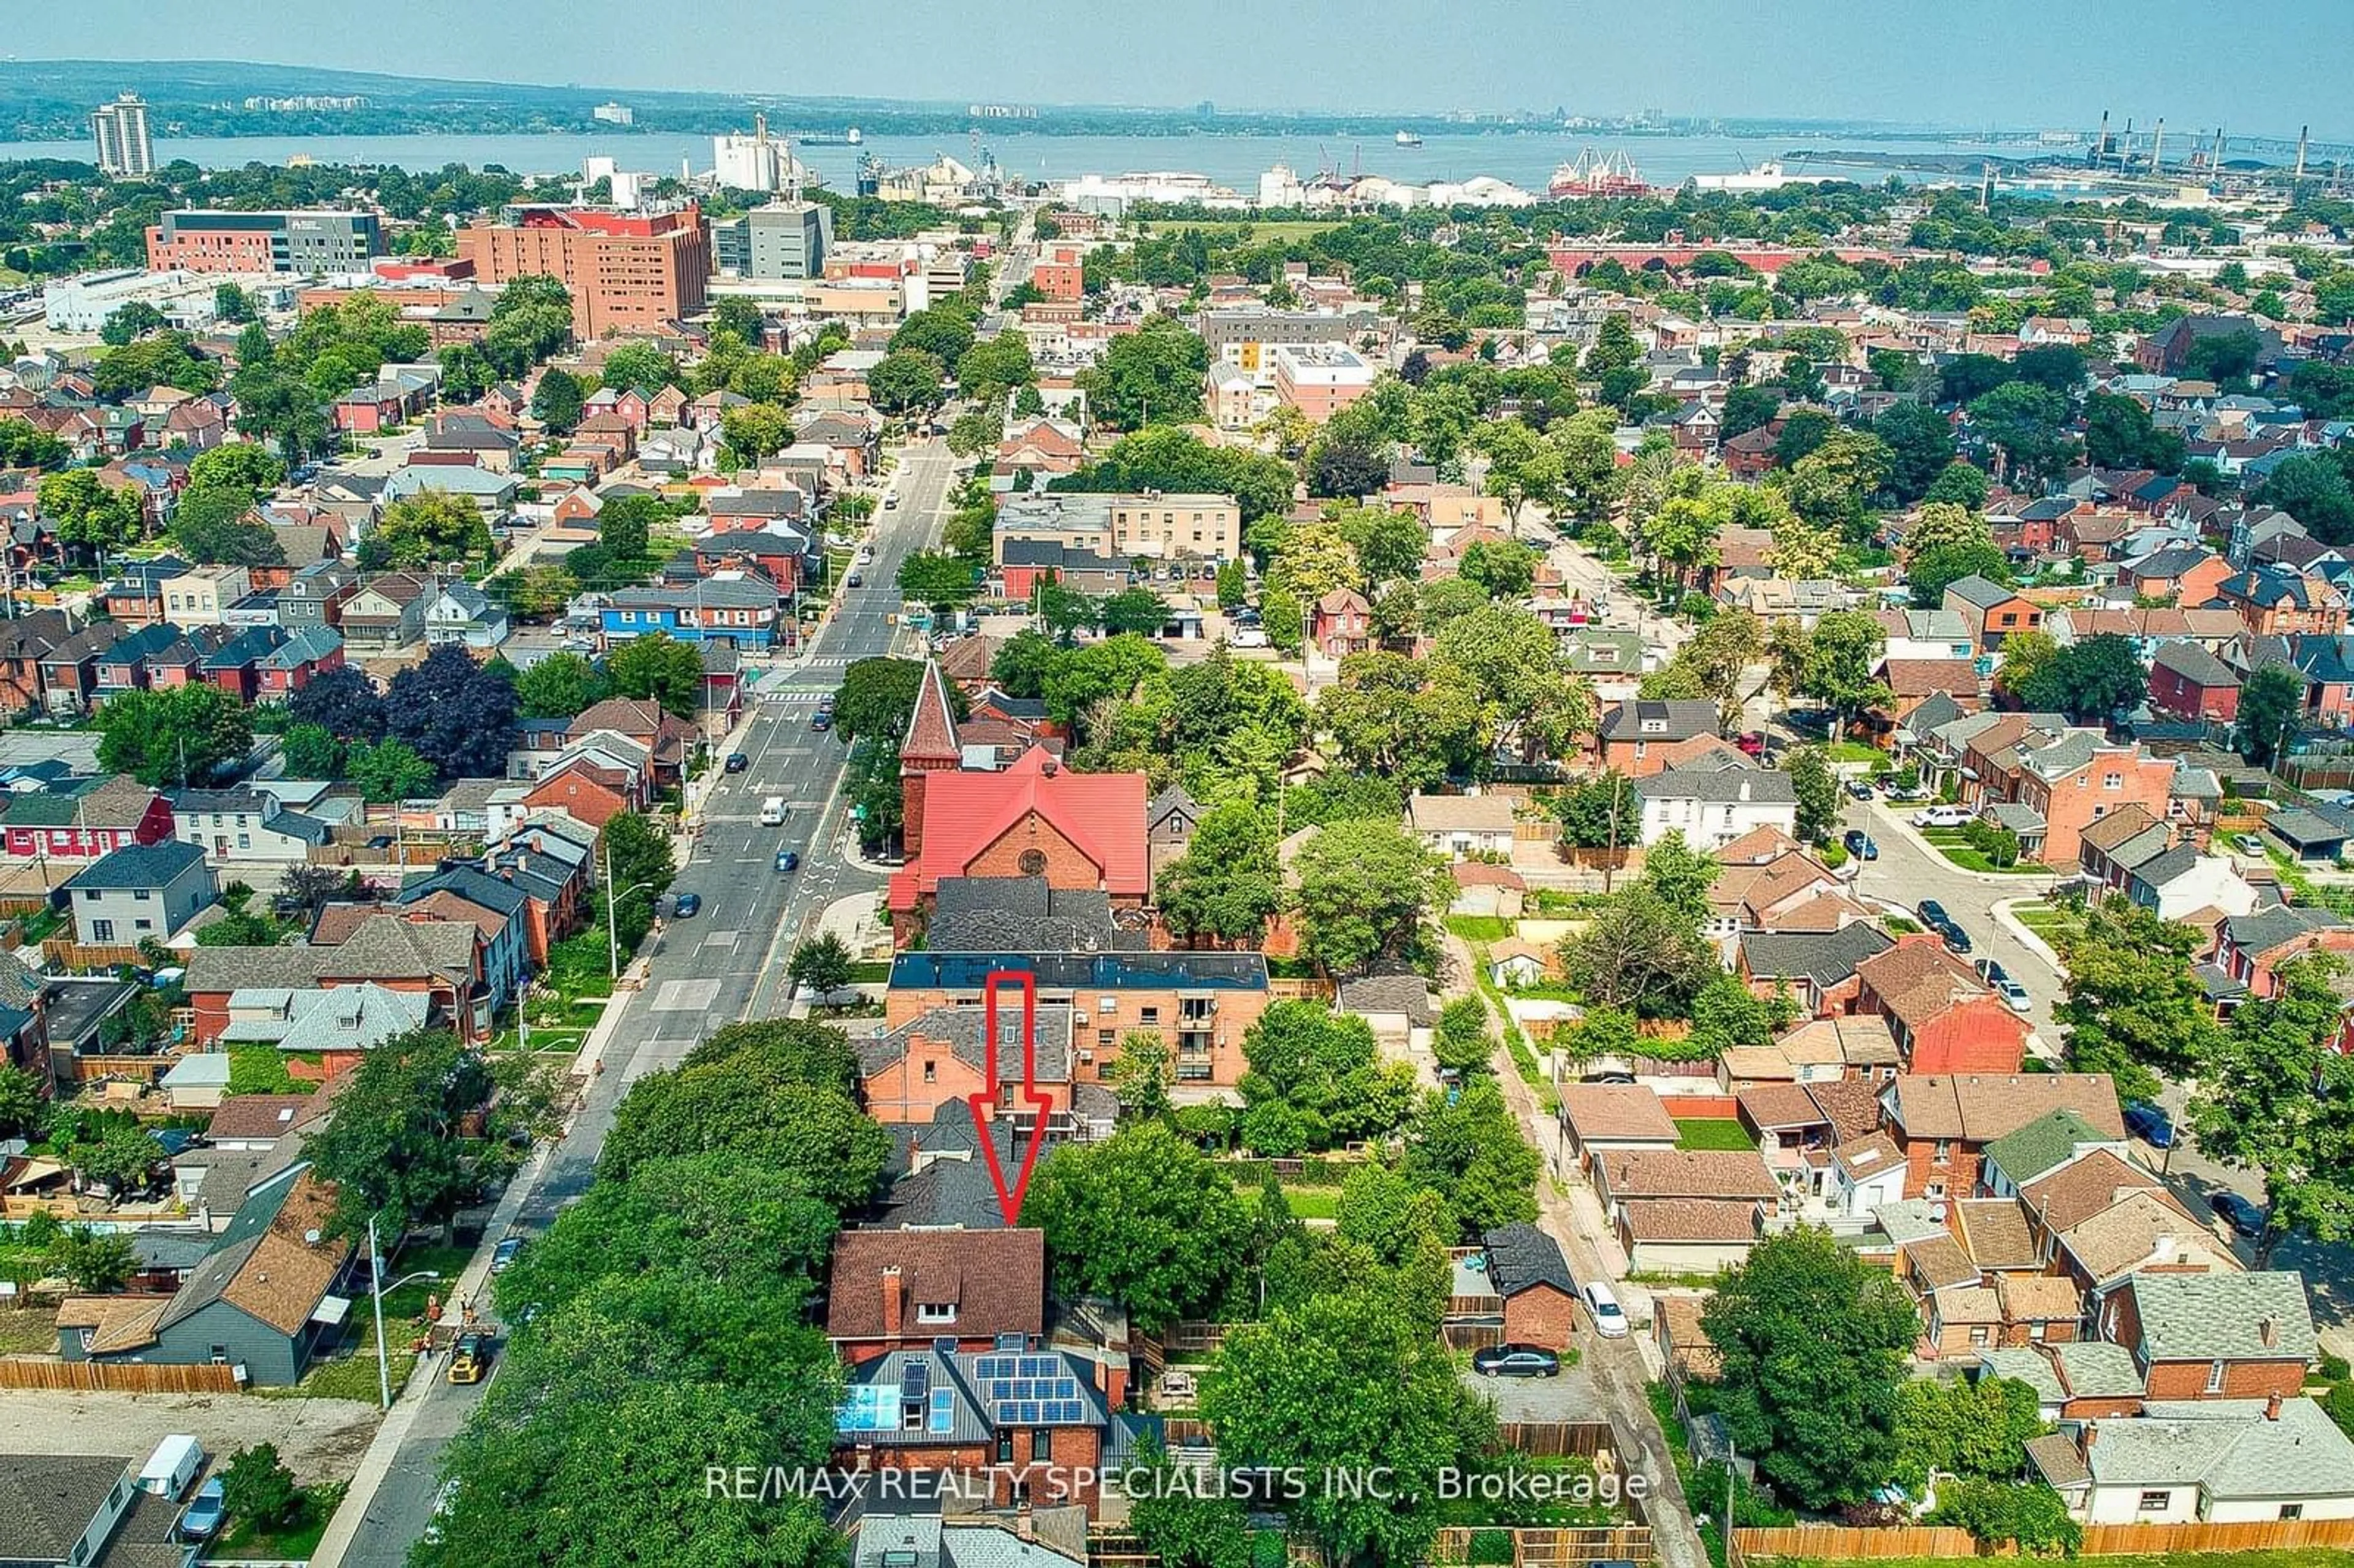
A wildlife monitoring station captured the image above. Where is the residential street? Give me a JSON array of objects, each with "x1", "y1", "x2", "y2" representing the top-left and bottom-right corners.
[{"x1": 327, "y1": 441, "x2": 954, "y2": 1568}]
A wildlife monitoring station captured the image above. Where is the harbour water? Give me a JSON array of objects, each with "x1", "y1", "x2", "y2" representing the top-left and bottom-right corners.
[{"x1": 0, "y1": 127, "x2": 2035, "y2": 192}]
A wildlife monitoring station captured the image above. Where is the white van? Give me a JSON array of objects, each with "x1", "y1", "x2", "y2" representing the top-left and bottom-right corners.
[
  {"x1": 759, "y1": 797, "x2": 787, "y2": 827},
  {"x1": 139, "y1": 1434, "x2": 204, "y2": 1499},
  {"x1": 1582, "y1": 1279, "x2": 1629, "y2": 1339}
]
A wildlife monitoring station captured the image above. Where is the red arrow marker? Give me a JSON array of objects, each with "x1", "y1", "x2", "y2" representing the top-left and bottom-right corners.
[{"x1": 970, "y1": 970, "x2": 1054, "y2": 1227}]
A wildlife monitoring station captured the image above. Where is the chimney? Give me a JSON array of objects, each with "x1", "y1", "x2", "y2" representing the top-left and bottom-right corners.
[
  {"x1": 880, "y1": 1265, "x2": 904, "y2": 1338},
  {"x1": 2081, "y1": 1420, "x2": 2098, "y2": 1458},
  {"x1": 2268, "y1": 1391, "x2": 2284, "y2": 1420},
  {"x1": 2259, "y1": 1315, "x2": 2278, "y2": 1349}
]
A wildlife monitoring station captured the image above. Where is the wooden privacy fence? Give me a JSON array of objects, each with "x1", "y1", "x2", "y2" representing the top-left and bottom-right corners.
[
  {"x1": 1736, "y1": 1516, "x2": 2354, "y2": 1561},
  {"x1": 1495, "y1": 1421, "x2": 1612, "y2": 1459},
  {"x1": 1432, "y1": 1524, "x2": 1653, "y2": 1566},
  {"x1": 1267, "y1": 978, "x2": 1336, "y2": 1002},
  {"x1": 0, "y1": 1358, "x2": 240, "y2": 1394}
]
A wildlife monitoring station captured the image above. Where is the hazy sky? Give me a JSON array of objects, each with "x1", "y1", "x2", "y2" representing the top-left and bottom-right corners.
[{"x1": 15, "y1": 0, "x2": 2350, "y2": 137}]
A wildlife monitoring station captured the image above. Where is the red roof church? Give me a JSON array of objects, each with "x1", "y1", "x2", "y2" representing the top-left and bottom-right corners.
[{"x1": 886, "y1": 744, "x2": 1149, "y2": 940}]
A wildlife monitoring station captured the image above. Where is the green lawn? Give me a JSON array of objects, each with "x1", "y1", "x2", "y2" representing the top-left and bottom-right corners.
[
  {"x1": 1444, "y1": 915, "x2": 1514, "y2": 942},
  {"x1": 1823, "y1": 740, "x2": 1886, "y2": 766},
  {"x1": 1238, "y1": 1179, "x2": 1341, "y2": 1221},
  {"x1": 0, "y1": 1307, "x2": 55, "y2": 1355},
  {"x1": 1151, "y1": 218, "x2": 1340, "y2": 242},
  {"x1": 2010, "y1": 900, "x2": 2085, "y2": 950},
  {"x1": 1675, "y1": 1118, "x2": 1754, "y2": 1152},
  {"x1": 212, "y1": 1483, "x2": 344, "y2": 1561},
  {"x1": 1919, "y1": 828, "x2": 2048, "y2": 875}
]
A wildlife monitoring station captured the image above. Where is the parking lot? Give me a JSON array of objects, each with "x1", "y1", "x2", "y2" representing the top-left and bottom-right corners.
[
  {"x1": 0, "y1": 1387, "x2": 383, "y2": 1484},
  {"x1": 1463, "y1": 1351, "x2": 1606, "y2": 1423}
]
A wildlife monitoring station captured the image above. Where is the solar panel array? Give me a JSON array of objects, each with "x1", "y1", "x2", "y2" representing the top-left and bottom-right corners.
[
  {"x1": 928, "y1": 1387, "x2": 956, "y2": 1433},
  {"x1": 972, "y1": 1353, "x2": 1087, "y2": 1426}
]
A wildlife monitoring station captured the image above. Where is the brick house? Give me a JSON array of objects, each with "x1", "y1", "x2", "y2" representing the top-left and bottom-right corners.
[
  {"x1": 1945, "y1": 574, "x2": 2044, "y2": 655},
  {"x1": 2147, "y1": 642, "x2": 2242, "y2": 723},
  {"x1": 1, "y1": 776, "x2": 174, "y2": 862},
  {"x1": 825, "y1": 1228, "x2": 1046, "y2": 1364},
  {"x1": 2098, "y1": 1271, "x2": 2317, "y2": 1402},
  {"x1": 1735, "y1": 923, "x2": 1896, "y2": 1017},
  {"x1": 2121, "y1": 547, "x2": 2233, "y2": 607},
  {"x1": 565, "y1": 698, "x2": 698, "y2": 789},
  {"x1": 2216, "y1": 566, "x2": 2347, "y2": 638},
  {"x1": 2215, "y1": 906, "x2": 2354, "y2": 1001},
  {"x1": 1308, "y1": 587, "x2": 1372, "y2": 660},
  {"x1": 1482, "y1": 1222, "x2": 1579, "y2": 1351},
  {"x1": 1595, "y1": 699, "x2": 1722, "y2": 778},
  {"x1": 856, "y1": 1002, "x2": 1113, "y2": 1138},
  {"x1": 884, "y1": 951, "x2": 1270, "y2": 1090},
  {"x1": 1877, "y1": 1073, "x2": 2125, "y2": 1200},
  {"x1": 1855, "y1": 935, "x2": 2031, "y2": 1074},
  {"x1": 519, "y1": 756, "x2": 637, "y2": 829},
  {"x1": 2014, "y1": 734, "x2": 2177, "y2": 870}
]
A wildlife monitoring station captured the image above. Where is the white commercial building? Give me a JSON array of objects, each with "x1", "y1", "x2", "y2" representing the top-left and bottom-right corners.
[
  {"x1": 44, "y1": 269, "x2": 224, "y2": 335},
  {"x1": 90, "y1": 94, "x2": 154, "y2": 177}
]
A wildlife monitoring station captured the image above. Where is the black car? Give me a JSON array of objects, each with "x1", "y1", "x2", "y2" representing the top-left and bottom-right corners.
[
  {"x1": 1918, "y1": 900, "x2": 1951, "y2": 928},
  {"x1": 1842, "y1": 829, "x2": 1878, "y2": 861},
  {"x1": 2211, "y1": 1191, "x2": 2267, "y2": 1239},
  {"x1": 724, "y1": 752, "x2": 750, "y2": 774},
  {"x1": 1938, "y1": 921, "x2": 1973, "y2": 955},
  {"x1": 1471, "y1": 1344, "x2": 1561, "y2": 1378},
  {"x1": 1845, "y1": 779, "x2": 1874, "y2": 801}
]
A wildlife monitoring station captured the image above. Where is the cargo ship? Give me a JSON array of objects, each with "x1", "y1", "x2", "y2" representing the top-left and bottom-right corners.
[{"x1": 1547, "y1": 147, "x2": 1650, "y2": 198}]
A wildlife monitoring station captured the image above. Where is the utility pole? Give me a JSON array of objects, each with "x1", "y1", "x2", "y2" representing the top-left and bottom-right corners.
[
  {"x1": 604, "y1": 840, "x2": 619, "y2": 980},
  {"x1": 369, "y1": 1215, "x2": 389, "y2": 1410}
]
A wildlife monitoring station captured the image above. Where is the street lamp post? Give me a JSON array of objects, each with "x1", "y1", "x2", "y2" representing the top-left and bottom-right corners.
[
  {"x1": 601, "y1": 841, "x2": 658, "y2": 981},
  {"x1": 367, "y1": 1214, "x2": 441, "y2": 1411}
]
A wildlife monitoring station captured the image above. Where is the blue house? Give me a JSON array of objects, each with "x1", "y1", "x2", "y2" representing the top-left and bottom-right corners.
[{"x1": 600, "y1": 575, "x2": 783, "y2": 650}]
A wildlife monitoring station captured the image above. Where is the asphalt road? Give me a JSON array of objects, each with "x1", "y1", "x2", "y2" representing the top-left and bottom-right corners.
[{"x1": 338, "y1": 441, "x2": 955, "y2": 1567}]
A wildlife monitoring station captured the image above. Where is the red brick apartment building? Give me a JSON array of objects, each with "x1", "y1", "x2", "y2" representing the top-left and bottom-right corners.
[{"x1": 457, "y1": 205, "x2": 712, "y2": 339}]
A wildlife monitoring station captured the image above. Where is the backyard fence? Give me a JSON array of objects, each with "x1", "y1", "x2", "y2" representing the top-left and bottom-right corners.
[
  {"x1": 1431, "y1": 1524, "x2": 1653, "y2": 1566},
  {"x1": 0, "y1": 1358, "x2": 240, "y2": 1394},
  {"x1": 1733, "y1": 1516, "x2": 2354, "y2": 1561}
]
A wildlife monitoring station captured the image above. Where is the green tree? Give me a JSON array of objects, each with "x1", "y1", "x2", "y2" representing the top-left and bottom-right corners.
[
  {"x1": 1106, "y1": 1030, "x2": 1175, "y2": 1122},
  {"x1": 1078, "y1": 315, "x2": 1208, "y2": 429},
  {"x1": 278, "y1": 721, "x2": 343, "y2": 778},
  {"x1": 1892, "y1": 1376, "x2": 2047, "y2": 1488},
  {"x1": 47, "y1": 1227, "x2": 138, "y2": 1292},
  {"x1": 1203, "y1": 1284, "x2": 1487, "y2": 1566},
  {"x1": 171, "y1": 483, "x2": 284, "y2": 568},
  {"x1": 897, "y1": 550, "x2": 980, "y2": 614},
  {"x1": 1157, "y1": 801, "x2": 1285, "y2": 947},
  {"x1": 1704, "y1": 1226, "x2": 1919, "y2": 1509},
  {"x1": 1128, "y1": 1439, "x2": 1252, "y2": 1568},
  {"x1": 372, "y1": 492, "x2": 493, "y2": 569},
  {"x1": 1291, "y1": 818, "x2": 1447, "y2": 975},
  {"x1": 2084, "y1": 389, "x2": 2187, "y2": 471},
  {"x1": 2014, "y1": 632, "x2": 2146, "y2": 723},
  {"x1": 1922, "y1": 460, "x2": 1990, "y2": 509},
  {"x1": 96, "y1": 685, "x2": 253, "y2": 786},
  {"x1": 1336, "y1": 503, "x2": 1429, "y2": 586},
  {"x1": 0, "y1": 1064, "x2": 45, "y2": 1138},
  {"x1": 67, "y1": 1124, "x2": 162, "y2": 1196},
  {"x1": 1457, "y1": 538, "x2": 1539, "y2": 599},
  {"x1": 718, "y1": 402, "x2": 793, "y2": 468},
  {"x1": 599, "y1": 341, "x2": 678, "y2": 394},
  {"x1": 307, "y1": 1029, "x2": 560, "y2": 1240},
  {"x1": 831, "y1": 657, "x2": 931, "y2": 744},
  {"x1": 344, "y1": 737, "x2": 436, "y2": 802},
  {"x1": 600, "y1": 1063, "x2": 886, "y2": 1212},
  {"x1": 186, "y1": 443, "x2": 285, "y2": 492},
  {"x1": 219, "y1": 1444, "x2": 302, "y2": 1531},
  {"x1": 530, "y1": 367, "x2": 585, "y2": 434},
  {"x1": 102, "y1": 300, "x2": 166, "y2": 345},
  {"x1": 513, "y1": 652, "x2": 608, "y2": 720},
  {"x1": 1967, "y1": 381, "x2": 2078, "y2": 483},
  {"x1": 1720, "y1": 383, "x2": 1782, "y2": 440},
  {"x1": 785, "y1": 932, "x2": 854, "y2": 999},
  {"x1": 2255, "y1": 452, "x2": 2354, "y2": 544},
  {"x1": 606, "y1": 633, "x2": 704, "y2": 720},
  {"x1": 39, "y1": 470, "x2": 145, "y2": 560},
  {"x1": 1785, "y1": 744, "x2": 1842, "y2": 843},
  {"x1": 1908, "y1": 539, "x2": 2011, "y2": 609},
  {"x1": 1872, "y1": 399, "x2": 1959, "y2": 502},
  {"x1": 2192, "y1": 953, "x2": 2354, "y2": 1266},
  {"x1": 868, "y1": 350, "x2": 947, "y2": 415},
  {"x1": 596, "y1": 492, "x2": 664, "y2": 561},
  {"x1": 1638, "y1": 830, "x2": 1721, "y2": 926},
  {"x1": 1800, "y1": 609, "x2": 1890, "y2": 728},
  {"x1": 1561, "y1": 886, "x2": 1716, "y2": 1015},
  {"x1": 1024, "y1": 1122, "x2": 1251, "y2": 1330},
  {"x1": 2235, "y1": 663, "x2": 2307, "y2": 766},
  {"x1": 2056, "y1": 895, "x2": 2220, "y2": 1105},
  {"x1": 1432, "y1": 995, "x2": 1495, "y2": 1078}
]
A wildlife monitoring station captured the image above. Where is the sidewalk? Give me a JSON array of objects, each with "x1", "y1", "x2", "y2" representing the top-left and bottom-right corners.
[{"x1": 310, "y1": 989, "x2": 639, "y2": 1568}]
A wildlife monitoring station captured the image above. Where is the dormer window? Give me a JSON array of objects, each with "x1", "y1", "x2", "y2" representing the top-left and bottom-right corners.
[{"x1": 916, "y1": 1302, "x2": 957, "y2": 1324}]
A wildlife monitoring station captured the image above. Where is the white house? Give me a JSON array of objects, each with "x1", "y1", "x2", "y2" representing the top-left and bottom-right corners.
[
  {"x1": 1632, "y1": 762, "x2": 1799, "y2": 849},
  {"x1": 1826, "y1": 1133, "x2": 1910, "y2": 1218},
  {"x1": 2131, "y1": 848, "x2": 2259, "y2": 922},
  {"x1": 2028, "y1": 1398, "x2": 2354, "y2": 1524},
  {"x1": 422, "y1": 583, "x2": 511, "y2": 649},
  {"x1": 170, "y1": 786, "x2": 337, "y2": 867},
  {"x1": 1406, "y1": 793, "x2": 1518, "y2": 861}
]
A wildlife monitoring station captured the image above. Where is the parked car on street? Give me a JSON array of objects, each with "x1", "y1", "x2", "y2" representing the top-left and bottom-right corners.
[
  {"x1": 2211, "y1": 1191, "x2": 2266, "y2": 1239},
  {"x1": 2123, "y1": 1100, "x2": 2176, "y2": 1149},
  {"x1": 1974, "y1": 958, "x2": 2031, "y2": 1012},
  {"x1": 490, "y1": 1236, "x2": 522, "y2": 1274},
  {"x1": 1471, "y1": 1344, "x2": 1561, "y2": 1377},
  {"x1": 1918, "y1": 900, "x2": 1952, "y2": 929},
  {"x1": 1845, "y1": 778, "x2": 1875, "y2": 801},
  {"x1": 1843, "y1": 829, "x2": 1878, "y2": 861},
  {"x1": 1583, "y1": 1279, "x2": 1629, "y2": 1338},
  {"x1": 1913, "y1": 805, "x2": 1973, "y2": 828}
]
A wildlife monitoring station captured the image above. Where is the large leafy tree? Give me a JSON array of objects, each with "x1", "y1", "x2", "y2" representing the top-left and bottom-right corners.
[
  {"x1": 513, "y1": 652, "x2": 609, "y2": 720},
  {"x1": 1561, "y1": 885, "x2": 1716, "y2": 1015},
  {"x1": 2234, "y1": 663, "x2": 2306, "y2": 766},
  {"x1": 896, "y1": 550, "x2": 980, "y2": 614},
  {"x1": 1872, "y1": 400, "x2": 1959, "y2": 503},
  {"x1": 1317, "y1": 651, "x2": 1486, "y2": 792},
  {"x1": 1967, "y1": 381, "x2": 2078, "y2": 484},
  {"x1": 600, "y1": 1063, "x2": 887, "y2": 1213},
  {"x1": 2013, "y1": 632, "x2": 2146, "y2": 723},
  {"x1": 1799, "y1": 609, "x2": 1890, "y2": 728},
  {"x1": 2057, "y1": 896, "x2": 2219, "y2": 1106},
  {"x1": 867, "y1": 349, "x2": 947, "y2": 415},
  {"x1": 605, "y1": 633, "x2": 703, "y2": 720},
  {"x1": 1908, "y1": 539, "x2": 2011, "y2": 609},
  {"x1": 307, "y1": 1028, "x2": 561, "y2": 1240},
  {"x1": 286, "y1": 664, "x2": 387, "y2": 741},
  {"x1": 831, "y1": 657, "x2": 932, "y2": 745},
  {"x1": 1078, "y1": 314, "x2": 1208, "y2": 430},
  {"x1": 1157, "y1": 801, "x2": 1285, "y2": 947},
  {"x1": 1024, "y1": 1121, "x2": 1251, "y2": 1330},
  {"x1": 2254, "y1": 452, "x2": 2354, "y2": 545},
  {"x1": 369, "y1": 492, "x2": 493, "y2": 569},
  {"x1": 1203, "y1": 1285, "x2": 1490, "y2": 1566},
  {"x1": 39, "y1": 470, "x2": 145, "y2": 560},
  {"x1": 530, "y1": 366, "x2": 584, "y2": 434},
  {"x1": 1291, "y1": 818, "x2": 1447, "y2": 976},
  {"x1": 96, "y1": 685, "x2": 253, "y2": 786},
  {"x1": 1430, "y1": 603, "x2": 1594, "y2": 763},
  {"x1": 386, "y1": 645, "x2": 519, "y2": 780},
  {"x1": 1704, "y1": 1226, "x2": 1919, "y2": 1509},
  {"x1": 2192, "y1": 953, "x2": 2354, "y2": 1266},
  {"x1": 1785, "y1": 744, "x2": 1842, "y2": 843},
  {"x1": 172, "y1": 483, "x2": 284, "y2": 568}
]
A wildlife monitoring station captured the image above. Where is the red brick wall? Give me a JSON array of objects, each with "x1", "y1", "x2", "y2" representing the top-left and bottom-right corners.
[
  {"x1": 2142, "y1": 1357, "x2": 2307, "y2": 1402},
  {"x1": 1503, "y1": 1285, "x2": 1577, "y2": 1350},
  {"x1": 963, "y1": 813, "x2": 1113, "y2": 892},
  {"x1": 861, "y1": 1044, "x2": 1073, "y2": 1125}
]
